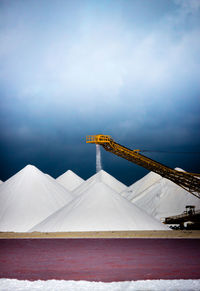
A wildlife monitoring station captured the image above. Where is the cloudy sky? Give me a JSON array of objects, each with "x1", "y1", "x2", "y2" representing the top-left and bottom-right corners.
[{"x1": 0, "y1": 0, "x2": 200, "y2": 185}]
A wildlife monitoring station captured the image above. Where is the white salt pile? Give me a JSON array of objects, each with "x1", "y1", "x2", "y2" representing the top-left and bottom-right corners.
[
  {"x1": 123, "y1": 169, "x2": 200, "y2": 220},
  {"x1": 0, "y1": 180, "x2": 3, "y2": 184},
  {"x1": 73, "y1": 169, "x2": 127, "y2": 197},
  {"x1": 121, "y1": 171, "x2": 162, "y2": 200},
  {"x1": 0, "y1": 165, "x2": 73, "y2": 232},
  {"x1": 56, "y1": 170, "x2": 84, "y2": 191},
  {"x1": 4, "y1": 164, "x2": 195, "y2": 232},
  {"x1": 30, "y1": 181, "x2": 168, "y2": 232}
]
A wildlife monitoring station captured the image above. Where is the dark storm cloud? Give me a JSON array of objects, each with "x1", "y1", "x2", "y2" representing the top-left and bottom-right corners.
[{"x1": 0, "y1": 0, "x2": 200, "y2": 183}]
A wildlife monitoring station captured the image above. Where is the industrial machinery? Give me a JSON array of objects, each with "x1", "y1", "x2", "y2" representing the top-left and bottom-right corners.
[
  {"x1": 86, "y1": 134, "x2": 200, "y2": 199},
  {"x1": 163, "y1": 206, "x2": 200, "y2": 229}
]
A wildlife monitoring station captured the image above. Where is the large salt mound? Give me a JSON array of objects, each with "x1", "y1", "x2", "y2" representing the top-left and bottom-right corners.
[
  {"x1": 56, "y1": 170, "x2": 84, "y2": 191},
  {"x1": 126, "y1": 170, "x2": 200, "y2": 220},
  {"x1": 0, "y1": 165, "x2": 73, "y2": 232},
  {"x1": 121, "y1": 171, "x2": 162, "y2": 200},
  {"x1": 30, "y1": 181, "x2": 169, "y2": 232},
  {"x1": 0, "y1": 180, "x2": 3, "y2": 184},
  {"x1": 73, "y1": 170, "x2": 127, "y2": 197}
]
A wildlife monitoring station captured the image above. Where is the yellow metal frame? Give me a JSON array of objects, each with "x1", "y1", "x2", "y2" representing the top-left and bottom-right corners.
[
  {"x1": 86, "y1": 134, "x2": 200, "y2": 198},
  {"x1": 86, "y1": 135, "x2": 112, "y2": 144}
]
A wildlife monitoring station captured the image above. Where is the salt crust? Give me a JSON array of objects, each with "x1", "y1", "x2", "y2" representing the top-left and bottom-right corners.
[{"x1": 0, "y1": 279, "x2": 200, "y2": 291}]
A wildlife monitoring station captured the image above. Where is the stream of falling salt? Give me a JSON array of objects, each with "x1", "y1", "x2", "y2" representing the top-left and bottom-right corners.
[{"x1": 96, "y1": 144, "x2": 102, "y2": 173}]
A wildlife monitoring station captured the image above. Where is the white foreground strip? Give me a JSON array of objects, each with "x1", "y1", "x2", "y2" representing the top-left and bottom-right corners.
[{"x1": 0, "y1": 279, "x2": 200, "y2": 291}]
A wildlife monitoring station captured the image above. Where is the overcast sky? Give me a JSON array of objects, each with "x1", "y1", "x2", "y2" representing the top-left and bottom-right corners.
[{"x1": 0, "y1": 0, "x2": 200, "y2": 185}]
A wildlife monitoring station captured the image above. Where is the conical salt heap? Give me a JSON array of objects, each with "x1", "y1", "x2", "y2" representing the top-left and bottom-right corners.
[
  {"x1": 72, "y1": 170, "x2": 127, "y2": 197},
  {"x1": 0, "y1": 165, "x2": 73, "y2": 232},
  {"x1": 30, "y1": 179, "x2": 169, "y2": 232},
  {"x1": 56, "y1": 170, "x2": 84, "y2": 191},
  {"x1": 121, "y1": 171, "x2": 162, "y2": 200},
  {"x1": 123, "y1": 169, "x2": 200, "y2": 220}
]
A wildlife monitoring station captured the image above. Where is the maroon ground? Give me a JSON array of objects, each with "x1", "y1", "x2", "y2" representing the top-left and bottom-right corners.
[{"x1": 0, "y1": 239, "x2": 200, "y2": 282}]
